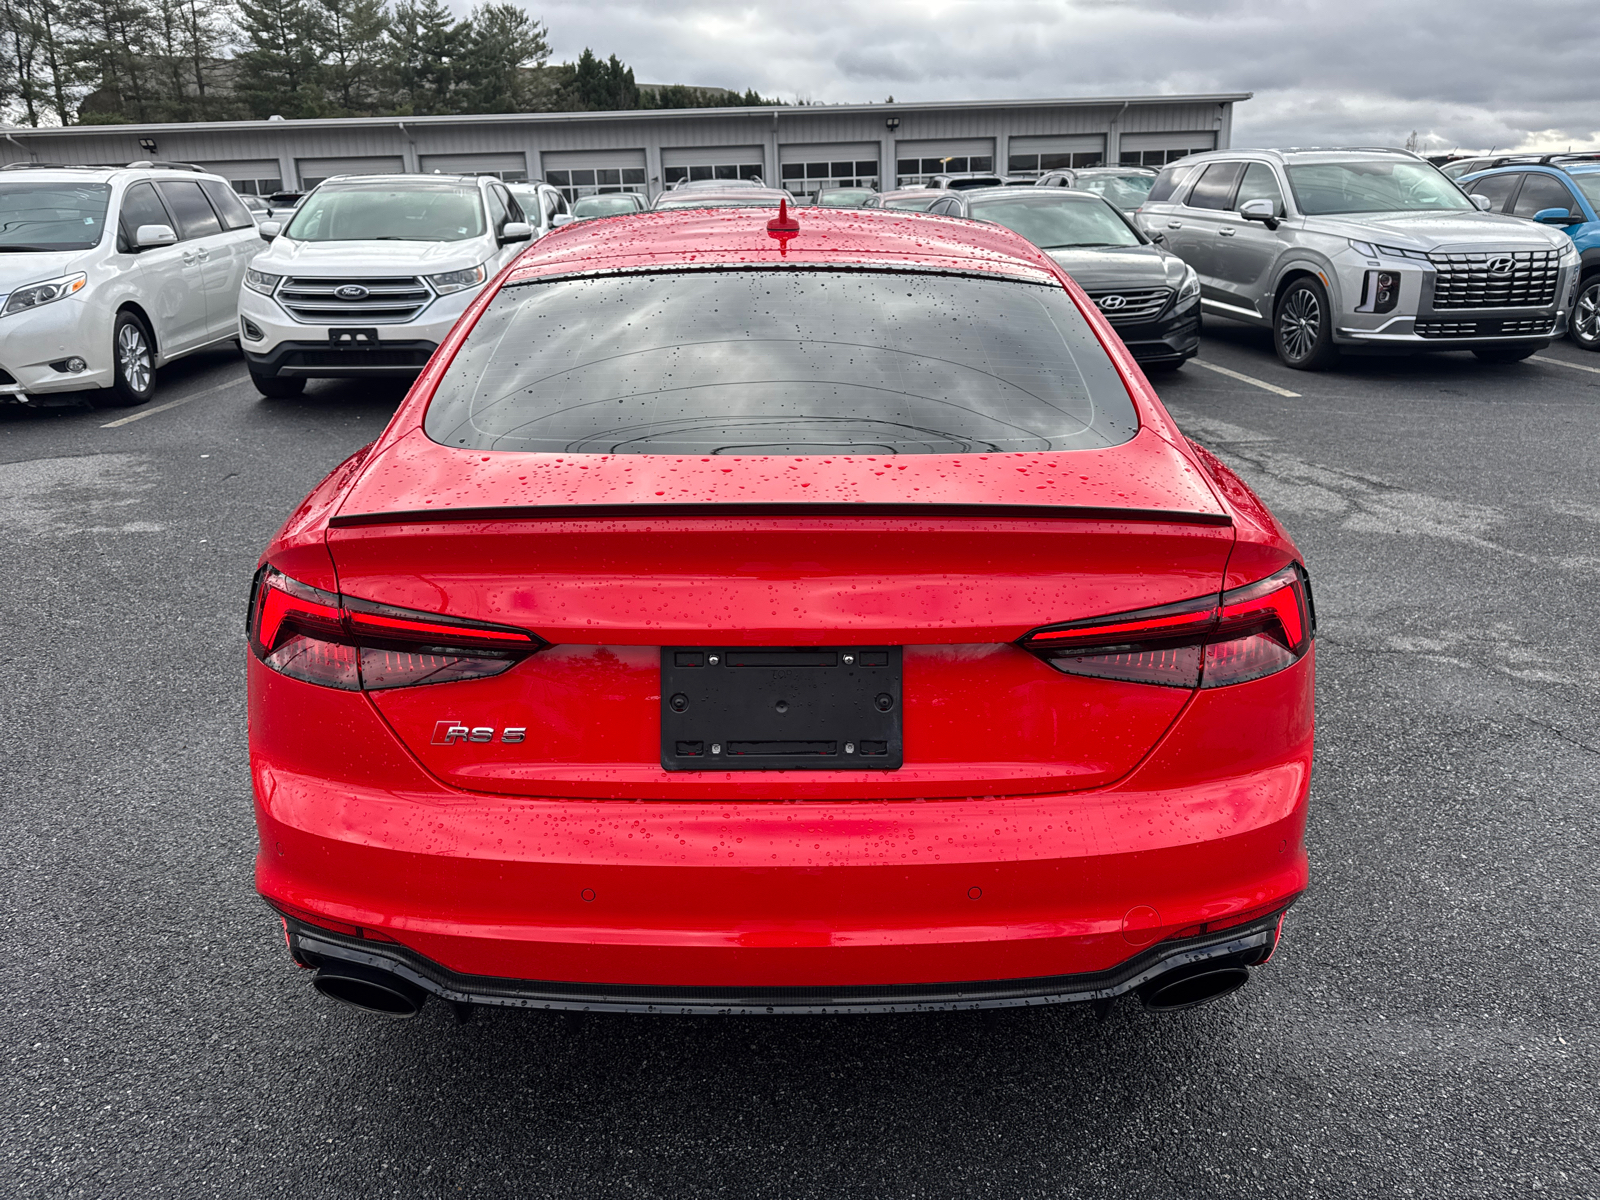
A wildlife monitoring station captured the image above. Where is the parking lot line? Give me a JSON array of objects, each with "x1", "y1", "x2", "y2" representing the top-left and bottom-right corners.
[
  {"x1": 100, "y1": 377, "x2": 243, "y2": 429},
  {"x1": 1188, "y1": 358, "x2": 1302, "y2": 398},
  {"x1": 1532, "y1": 355, "x2": 1600, "y2": 376}
]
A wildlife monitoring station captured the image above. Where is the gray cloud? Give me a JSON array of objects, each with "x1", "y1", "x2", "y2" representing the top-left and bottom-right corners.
[{"x1": 512, "y1": 0, "x2": 1600, "y2": 152}]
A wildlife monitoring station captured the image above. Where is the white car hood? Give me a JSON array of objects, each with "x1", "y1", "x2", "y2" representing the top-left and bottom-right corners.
[
  {"x1": 0, "y1": 253, "x2": 78, "y2": 291},
  {"x1": 1312, "y1": 210, "x2": 1564, "y2": 252},
  {"x1": 255, "y1": 238, "x2": 490, "y2": 276}
]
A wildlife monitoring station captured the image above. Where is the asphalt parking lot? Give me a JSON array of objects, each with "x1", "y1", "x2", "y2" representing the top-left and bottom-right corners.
[{"x1": 2, "y1": 322, "x2": 1596, "y2": 1198}]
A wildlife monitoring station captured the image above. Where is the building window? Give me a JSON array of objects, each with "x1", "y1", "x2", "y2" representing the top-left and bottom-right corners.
[
  {"x1": 894, "y1": 155, "x2": 994, "y2": 187},
  {"x1": 1006, "y1": 151, "x2": 1103, "y2": 177},
  {"x1": 662, "y1": 162, "x2": 765, "y2": 188},
  {"x1": 230, "y1": 177, "x2": 284, "y2": 196},
  {"x1": 545, "y1": 167, "x2": 649, "y2": 202},
  {"x1": 779, "y1": 158, "x2": 880, "y2": 199},
  {"x1": 1120, "y1": 146, "x2": 1212, "y2": 168}
]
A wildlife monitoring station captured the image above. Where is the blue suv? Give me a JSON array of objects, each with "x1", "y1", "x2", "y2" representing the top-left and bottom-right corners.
[{"x1": 1460, "y1": 155, "x2": 1600, "y2": 350}]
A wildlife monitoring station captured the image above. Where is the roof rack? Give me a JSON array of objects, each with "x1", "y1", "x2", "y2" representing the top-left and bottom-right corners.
[
  {"x1": 0, "y1": 161, "x2": 100, "y2": 171},
  {"x1": 126, "y1": 159, "x2": 205, "y2": 172}
]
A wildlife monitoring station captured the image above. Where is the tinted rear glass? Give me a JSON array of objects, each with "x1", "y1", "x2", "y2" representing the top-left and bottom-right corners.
[{"x1": 425, "y1": 269, "x2": 1137, "y2": 456}]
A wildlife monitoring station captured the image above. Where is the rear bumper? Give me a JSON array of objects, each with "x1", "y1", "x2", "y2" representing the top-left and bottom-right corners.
[
  {"x1": 282, "y1": 906, "x2": 1290, "y2": 1013},
  {"x1": 252, "y1": 652, "x2": 1314, "y2": 995}
]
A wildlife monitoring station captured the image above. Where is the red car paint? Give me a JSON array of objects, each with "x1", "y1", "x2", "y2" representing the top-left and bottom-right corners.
[{"x1": 249, "y1": 207, "x2": 1312, "y2": 1012}]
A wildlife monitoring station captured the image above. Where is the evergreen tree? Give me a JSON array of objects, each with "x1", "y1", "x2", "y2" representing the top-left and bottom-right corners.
[
  {"x1": 234, "y1": 0, "x2": 325, "y2": 118},
  {"x1": 384, "y1": 0, "x2": 459, "y2": 115},
  {"x1": 318, "y1": 0, "x2": 389, "y2": 115},
  {"x1": 457, "y1": 1, "x2": 546, "y2": 113},
  {"x1": 67, "y1": 0, "x2": 160, "y2": 122}
]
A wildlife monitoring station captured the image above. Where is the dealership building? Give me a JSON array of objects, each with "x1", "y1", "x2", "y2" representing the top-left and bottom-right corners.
[{"x1": 0, "y1": 92, "x2": 1247, "y2": 203}]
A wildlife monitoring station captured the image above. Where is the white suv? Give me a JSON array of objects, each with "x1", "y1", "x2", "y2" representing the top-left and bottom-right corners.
[
  {"x1": 0, "y1": 163, "x2": 260, "y2": 407},
  {"x1": 239, "y1": 174, "x2": 533, "y2": 397}
]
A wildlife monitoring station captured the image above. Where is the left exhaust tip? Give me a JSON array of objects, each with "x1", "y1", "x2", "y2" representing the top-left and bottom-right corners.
[
  {"x1": 1137, "y1": 964, "x2": 1250, "y2": 1013},
  {"x1": 312, "y1": 960, "x2": 427, "y2": 1019}
]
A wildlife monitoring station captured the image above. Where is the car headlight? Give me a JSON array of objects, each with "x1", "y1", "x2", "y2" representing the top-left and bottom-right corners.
[
  {"x1": 426, "y1": 263, "x2": 489, "y2": 295},
  {"x1": 1348, "y1": 238, "x2": 1428, "y2": 261},
  {"x1": 1558, "y1": 239, "x2": 1580, "y2": 269},
  {"x1": 1177, "y1": 265, "x2": 1200, "y2": 300},
  {"x1": 244, "y1": 269, "x2": 282, "y2": 295},
  {"x1": 2, "y1": 272, "x2": 87, "y2": 317}
]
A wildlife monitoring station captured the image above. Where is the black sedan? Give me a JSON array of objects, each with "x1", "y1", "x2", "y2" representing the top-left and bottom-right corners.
[{"x1": 918, "y1": 188, "x2": 1200, "y2": 370}]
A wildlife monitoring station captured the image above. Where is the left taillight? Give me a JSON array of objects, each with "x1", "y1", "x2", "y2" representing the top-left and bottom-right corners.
[
  {"x1": 1019, "y1": 564, "x2": 1314, "y2": 689},
  {"x1": 247, "y1": 565, "x2": 545, "y2": 690}
]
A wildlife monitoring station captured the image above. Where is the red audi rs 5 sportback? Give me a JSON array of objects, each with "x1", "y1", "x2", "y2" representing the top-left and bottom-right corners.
[{"x1": 248, "y1": 203, "x2": 1315, "y2": 1021}]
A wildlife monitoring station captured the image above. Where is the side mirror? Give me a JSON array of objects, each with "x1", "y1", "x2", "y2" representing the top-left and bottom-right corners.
[
  {"x1": 1471, "y1": 194, "x2": 1494, "y2": 211},
  {"x1": 1238, "y1": 198, "x2": 1281, "y2": 229},
  {"x1": 1149, "y1": 231, "x2": 1166, "y2": 244},
  {"x1": 551, "y1": 214, "x2": 575, "y2": 228},
  {"x1": 135, "y1": 223, "x2": 177, "y2": 248},
  {"x1": 500, "y1": 220, "x2": 532, "y2": 243},
  {"x1": 1533, "y1": 206, "x2": 1580, "y2": 225},
  {"x1": 258, "y1": 220, "x2": 282, "y2": 241}
]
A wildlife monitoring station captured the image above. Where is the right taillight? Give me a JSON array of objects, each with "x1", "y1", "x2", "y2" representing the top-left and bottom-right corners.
[
  {"x1": 247, "y1": 565, "x2": 545, "y2": 691},
  {"x1": 1019, "y1": 564, "x2": 1314, "y2": 689}
]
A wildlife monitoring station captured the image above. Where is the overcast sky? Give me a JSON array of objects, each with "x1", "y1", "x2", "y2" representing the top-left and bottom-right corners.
[{"x1": 524, "y1": 0, "x2": 1600, "y2": 154}]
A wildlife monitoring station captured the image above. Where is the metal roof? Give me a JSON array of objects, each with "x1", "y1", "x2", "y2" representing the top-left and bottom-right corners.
[{"x1": 0, "y1": 93, "x2": 1252, "y2": 140}]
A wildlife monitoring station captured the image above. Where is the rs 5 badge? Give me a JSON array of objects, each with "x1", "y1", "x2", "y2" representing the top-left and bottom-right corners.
[{"x1": 431, "y1": 721, "x2": 526, "y2": 745}]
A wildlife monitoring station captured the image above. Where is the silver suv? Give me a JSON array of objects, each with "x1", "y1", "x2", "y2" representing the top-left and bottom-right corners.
[{"x1": 1138, "y1": 148, "x2": 1582, "y2": 369}]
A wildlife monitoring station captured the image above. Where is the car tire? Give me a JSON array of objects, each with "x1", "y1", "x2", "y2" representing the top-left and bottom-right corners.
[
  {"x1": 1274, "y1": 277, "x2": 1339, "y2": 370},
  {"x1": 1571, "y1": 274, "x2": 1600, "y2": 351},
  {"x1": 251, "y1": 370, "x2": 305, "y2": 399},
  {"x1": 108, "y1": 311, "x2": 157, "y2": 406},
  {"x1": 1472, "y1": 345, "x2": 1540, "y2": 364}
]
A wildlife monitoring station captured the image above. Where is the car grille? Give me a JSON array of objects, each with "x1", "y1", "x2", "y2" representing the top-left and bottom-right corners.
[
  {"x1": 283, "y1": 348, "x2": 436, "y2": 368},
  {"x1": 1428, "y1": 249, "x2": 1560, "y2": 309},
  {"x1": 1086, "y1": 287, "x2": 1173, "y2": 325},
  {"x1": 277, "y1": 277, "x2": 433, "y2": 324},
  {"x1": 1415, "y1": 317, "x2": 1556, "y2": 339}
]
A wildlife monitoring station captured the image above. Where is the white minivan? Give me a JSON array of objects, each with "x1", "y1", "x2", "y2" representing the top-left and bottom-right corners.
[
  {"x1": 238, "y1": 174, "x2": 534, "y2": 397},
  {"x1": 0, "y1": 163, "x2": 260, "y2": 406}
]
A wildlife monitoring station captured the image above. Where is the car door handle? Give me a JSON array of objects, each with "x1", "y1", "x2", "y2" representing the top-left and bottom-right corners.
[
  {"x1": 1166, "y1": 221, "x2": 1183, "y2": 229},
  {"x1": 1219, "y1": 227, "x2": 1236, "y2": 237},
  {"x1": 195, "y1": 248, "x2": 210, "y2": 261},
  {"x1": 182, "y1": 252, "x2": 196, "y2": 265}
]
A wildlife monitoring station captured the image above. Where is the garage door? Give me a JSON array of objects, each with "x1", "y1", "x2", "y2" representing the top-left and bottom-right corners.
[
  {"x1": 296, "y1": 156, "x2": 405, "y2": 188},
  {"x1": 418, "y1": 152, "x2": 527, "y2": 181},
  {"x1": 894, "y1": 139, "x2": 995, "y2": 187},
  {"x1": 1118, "y1": 132, "x2": 1216, "y2": 168},
  {"x1": 1007, "y1": 135, "x2": 1106, "y2": 176},
  {"x1": 779, "y1": 143, "x2": 881, "y2": 200},
  {"x1": 541, "y1": 149, "x2": 648, "y2": 201},
  {"x1": 661, "y1": 145, "x2": 765, "y2": 186},
  {"x1": 194, "y1": 159, "x2": 283, "y2": 195}
]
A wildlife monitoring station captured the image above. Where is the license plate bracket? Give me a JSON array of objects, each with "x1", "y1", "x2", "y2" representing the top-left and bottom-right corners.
[
  {"x1": 661, "y1": 647, "x2": 902, "y2": 771},
  {"x1": 329, "y1": 327, "x2": 380, "y2": 347}
]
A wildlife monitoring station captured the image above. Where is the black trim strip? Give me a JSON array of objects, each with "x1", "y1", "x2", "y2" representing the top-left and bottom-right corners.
[
  {"x1": 284, "y1": 908, "x2": 1285, "y2": 1015},
  {"x1": 329, "y1": 502, "x2": 1233, "y2": 529}
]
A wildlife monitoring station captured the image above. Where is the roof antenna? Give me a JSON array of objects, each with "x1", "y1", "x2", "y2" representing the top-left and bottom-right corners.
[{"x1": 767, "y1": 197, "x2": 799, "y2": 236}]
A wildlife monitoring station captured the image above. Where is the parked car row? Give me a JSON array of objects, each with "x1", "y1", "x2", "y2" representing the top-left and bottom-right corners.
[{"x1": 2, "y1": 144, "x2": 1592, "y2": 411}]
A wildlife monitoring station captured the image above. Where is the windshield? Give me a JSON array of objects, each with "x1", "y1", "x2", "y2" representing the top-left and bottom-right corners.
[
  {"x1": 882, "y1": 194, "x2": 940, "y2": 211},
  {"x1": 1286, "y1": 161, "x2": 1473, "y2": 215},
  {"x1": 967, "y1": 194, "x2": 1142, "y2": 249},
  {"x1": 425, "y1": 269, "x2": 1137, "y2": 456},
  {"x1": 1569, "y1": 171, "x2": 1600, "y2": 210},
  {"x1": 0, "y1": 182, "x2": 111, "y2": 251},
  {"x1": 653, "y1": 196, "x2": 784, "y2": 210},
  {"x1": 816, "y1": 190, "x2": 874, "y2": 208},
  {"x1": 1074, "y1": 174, "x2": 1156, "y2": 209},
  {"x1": 571, "y1": 195, "x2": 641, "y2": 218},
  {"x1": 284, "y1": 183, "x2": 485, "y2": 241}
]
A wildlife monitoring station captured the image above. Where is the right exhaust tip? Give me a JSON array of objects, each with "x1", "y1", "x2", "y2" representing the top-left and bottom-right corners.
[
  {"x1": 312, "y1": 960, "x2": 427, "y2": 1019},
  {"x1": 1137, "y1": 964, "x2": 1251, "y2": 1013}
]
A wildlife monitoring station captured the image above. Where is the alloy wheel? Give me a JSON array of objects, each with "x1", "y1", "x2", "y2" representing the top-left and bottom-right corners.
[
  {"x1": 1279, "y1": 288, "x2": 1321, "y2": 362},
  {"x1": 1575, "y1": 281, "x2": 1600, "y2": 349},
  {"x1": 118, "y1": 321, "x2": 152, "y2": 393}
]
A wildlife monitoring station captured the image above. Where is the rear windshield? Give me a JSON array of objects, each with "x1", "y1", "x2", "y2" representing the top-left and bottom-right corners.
[
  {"x1": 425, "y1": 269, "x2": 1137, "y2": 456},
  {"x1": 284, "y1": 182, "x2": 485, "y2": 241}
]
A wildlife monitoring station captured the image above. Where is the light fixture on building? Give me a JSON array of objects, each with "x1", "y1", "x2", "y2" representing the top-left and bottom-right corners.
[
  {"x1": 885, "y1": 117, "x2": 900, "y2": 131},
  {"x1": 138, "y1": 137, "x2": 157, "y2": 154}
]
